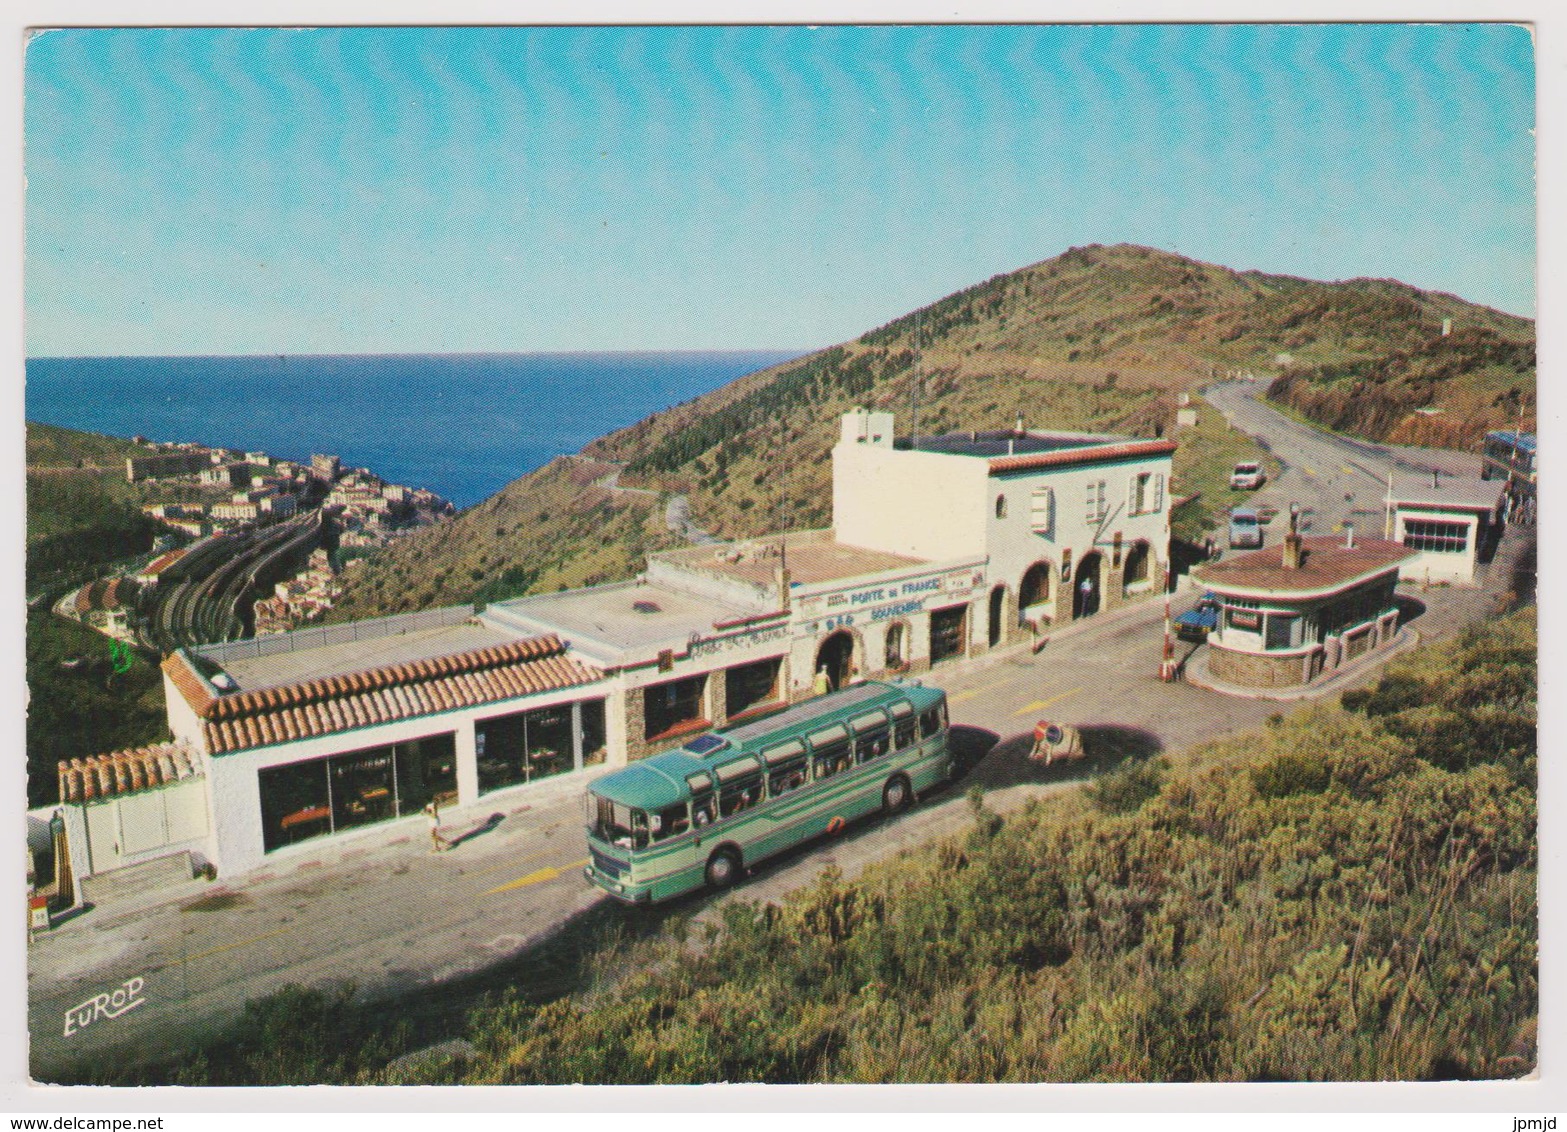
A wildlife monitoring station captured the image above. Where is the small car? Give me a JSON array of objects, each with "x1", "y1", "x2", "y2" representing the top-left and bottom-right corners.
[
  {"x1": 1229, "y1": 508, "x2": 1264, "y2": 549},
  {"x1": 1230, "y1": 462, "x2": 1266, "y2": 490},
  {"x1": 1175, "y1": 592, "x2": 1220, "y2": 641}
]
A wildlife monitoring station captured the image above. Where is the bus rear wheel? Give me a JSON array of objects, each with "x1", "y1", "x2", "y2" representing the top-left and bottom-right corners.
[
  {"x1": 883, "y1": 774, "x2": 912, "y2": 814},
  {"x1": 705, "y1": 847, "x2": 742, "y2": 890}
]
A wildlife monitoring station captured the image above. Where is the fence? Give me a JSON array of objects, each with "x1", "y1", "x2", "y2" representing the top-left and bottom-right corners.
[{"x1": 191, "y1": 604, "x2": 477, "y2": 664}]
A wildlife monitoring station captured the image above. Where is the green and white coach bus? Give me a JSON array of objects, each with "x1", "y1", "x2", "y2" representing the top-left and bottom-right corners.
[{"x1": 584, "y1": 680, "x2": 952, "y2": 904}]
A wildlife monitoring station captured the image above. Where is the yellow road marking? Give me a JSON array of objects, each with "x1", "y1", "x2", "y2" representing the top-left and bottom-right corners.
[
  {"x1": 485, "y1": 858, "x2": 590, "y2": 896},
  {"x1": 950, "y1": 677, "x2": 1013, "y2": 705},
  {"x1": 1012, "y1": 687, "x2": 1083, "y2": 716},
  {"x1": 177, "y1": 925, "x2": 297, "y2": 965},
  {"x1": 1302, "y1": 465, "x2": 1316, "y2": 477},
  {"x1": 462, "y1": 845, "x2": 560, "y2": 878},
  {"x1": 1342, "y1": 465, "x2": 1356, "y2": 476}
]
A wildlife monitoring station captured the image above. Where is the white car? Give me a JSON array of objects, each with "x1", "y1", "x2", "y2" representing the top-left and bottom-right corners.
[{"x1": 1230, "y1": 462, "x2": 1265, "y2": 490}]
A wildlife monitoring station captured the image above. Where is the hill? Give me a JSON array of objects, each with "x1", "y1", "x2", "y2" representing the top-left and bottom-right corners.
[
  {"x1": 328, "y1": 244, "x2": 1534, "y2": 620},
  {"x1": 26, "y1": 424, "x2": 163, "y2": 563}
]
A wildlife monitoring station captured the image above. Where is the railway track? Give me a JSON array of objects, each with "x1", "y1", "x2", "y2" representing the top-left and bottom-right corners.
[{"x1": 140, "y1": 512, "x2": 325, "y2": 652}]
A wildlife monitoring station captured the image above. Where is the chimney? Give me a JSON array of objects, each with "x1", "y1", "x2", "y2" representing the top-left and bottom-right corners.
[
  {"x1": 1431, "y1": 469, "x2": 1440, "y2": 489},
  {"x1": 1442, "y1": 317, "x2": 1452, "y2": 337},
  {"x1": 775, "y1": 565, "x2": 792, "y2": 612},
  {"x1": 1344, "y1": 522, "x2": 1356, "y2": 550},
  {"x1": 1015, "y1": 413, "x2": 1025, "y2": 436}
]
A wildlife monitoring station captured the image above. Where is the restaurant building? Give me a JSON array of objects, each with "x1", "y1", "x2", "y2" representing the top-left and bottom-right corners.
[{"x1": 57, "y1": 410, "x2": 1173, "y2": 881}]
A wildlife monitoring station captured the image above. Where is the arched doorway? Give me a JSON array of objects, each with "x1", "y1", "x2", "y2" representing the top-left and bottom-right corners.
[
  {"x1": 815, "y1": 630, "x2": 856, "y2": 691},
  {"x1": 1122, "y1": 540, "x2": 1151, "y2": 596},
  {"x1": 1073, "y1": 552, "x2": 1103, "y2": 619},
  {"x1": 988, "y1": 585, "x2": 1006, "y2": 647},
  {"x1": 1019, "y1": 560, "x2": 1053, "y2": 626},
  {"x1": 884, "y1": 621, "x2": 908, "y2": 672}
]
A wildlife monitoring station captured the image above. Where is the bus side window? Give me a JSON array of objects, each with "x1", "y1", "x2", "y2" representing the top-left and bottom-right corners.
[
  {"x1": 855, "y1": 726, "x2": 890, "y2": 764},
  {"x1": 813, "y1": 740, "x2": 850, "y2": 780},
  {"x1": 894, "y1": 718, "x2": 917, "y2": 750},
  {"x1": 631, "y1": 810, "x2": 650, "y2": 850},
  {"x1": 919, "y1": 707, "x2": 943, "y2": 739},
  {"x1": 768, "y1": 758, "x2": 807, "y2": 796},
  {"x1": 651, "y1": 802, "x2": 690, "y2": 841},
  {"x1": 692, "y1": 791, "x2": 716, "y2": 828},
  {"x1": 719, "y1": 775, "x2": 763, "y2": 818}
]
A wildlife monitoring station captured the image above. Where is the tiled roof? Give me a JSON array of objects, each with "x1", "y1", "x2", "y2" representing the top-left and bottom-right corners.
[
  {"x1": 140, "y1": 549, "x2": 187, "y2": 577},
  {"x1": 163, "y1": 633, "x2": 603, "y2": 755},
  {"x1": 988, "y1": 438, "x2": 1176, "y2": 475},
  {"x1": 1195, "y1": 536, "x2": 1414, "y2": 600},
  {"x1": 59, "y1": 742, "x2": 202, "y2": 804}
]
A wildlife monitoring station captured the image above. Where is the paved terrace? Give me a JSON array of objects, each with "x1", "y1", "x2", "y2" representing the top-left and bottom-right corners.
[
  {"x1": 651, "y1": 531, "x2": 927, "y2": 589},
  {"x1": 194, "y1": 607, "x2": 518, "y2": 693},
  {"x1": 484, "y1": 581, "x2": 758, "y2": 662}
]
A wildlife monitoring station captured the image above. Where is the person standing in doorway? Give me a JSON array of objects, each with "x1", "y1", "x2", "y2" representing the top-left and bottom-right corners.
[
  {"x1": 813, "y1": 665, "x2": 831, "y2": 696},
  {"x1": 426, "y1": 800, "x2": 450, "y2": 853}
]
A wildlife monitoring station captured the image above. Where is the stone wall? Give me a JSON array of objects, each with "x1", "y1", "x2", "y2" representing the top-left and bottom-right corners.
[{"x1": 1209, "y1": 645, "x2": 1310, "y2": 689}]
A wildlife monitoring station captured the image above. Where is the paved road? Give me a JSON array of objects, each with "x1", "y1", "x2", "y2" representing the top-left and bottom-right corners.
[
  {"x1": 27, "y1": 387, "x2": 1526, "y2": 1082},
  {"x1": 1203, "y1": 379, "x2": 1485, "y2": 543}
]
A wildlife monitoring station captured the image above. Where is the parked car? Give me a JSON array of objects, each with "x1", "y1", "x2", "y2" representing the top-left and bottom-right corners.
[
  {"x1": 1175, "y1": 592, "x2": 1221, "y2": 642},
  {"x1": 1230, "y1": 462, "x2": 1266, "y2": 490},
  {"x1": 1229, "y1": 508, "x2": 1264, "y2": 549}
]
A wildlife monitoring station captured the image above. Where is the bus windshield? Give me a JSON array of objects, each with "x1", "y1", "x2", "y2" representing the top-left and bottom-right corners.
[{"x1": 588, "y1": 793, "x2": 647, "y2": 849}]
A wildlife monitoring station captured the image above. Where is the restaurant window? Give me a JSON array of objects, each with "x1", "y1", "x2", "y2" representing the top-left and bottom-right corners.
[
  {"x1": 644, "y1": 674, "x2": 708, "y2": 741},
  {"x1": 259, "y1": 733, "x2": 457, "y2": 854},
  {"x1": 330, "y1": 748, "x2": 397, "y2": 833},
  {"x1": 726, "y1": 657, "x2": 782, "y2": 718},
  {"x1": 260, "y1": 759, "x2": 331, "y2": 854},
  {"x1": 1403, "y1": 519, "x2": 1468, "y2": 554},
  {"x1": 581, "y1": 698, "x2": 607, "y2": 765},
  {"x1": 393, "y1": 734, "x2": 456, "y2": 813},
  {"x1": 478, "y1": 705, "x2": 574, "y2": 794}
]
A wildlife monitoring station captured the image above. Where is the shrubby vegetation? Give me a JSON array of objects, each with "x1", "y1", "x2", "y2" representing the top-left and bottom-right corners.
[
  {"x1": 88, "y1": 609, "x2": 1533, "y2": 1086},
  {"x1": 25, "y1": 609, "x2": 169, "y2": 808},
  {"x1": 1267, "y1": 327, "x2": 1535, "y2": 447}
]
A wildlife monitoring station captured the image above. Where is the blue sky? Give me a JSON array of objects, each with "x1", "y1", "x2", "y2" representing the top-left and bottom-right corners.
[{"x1": 23, "y1": 23, "x2": 1536, "y2": 357}]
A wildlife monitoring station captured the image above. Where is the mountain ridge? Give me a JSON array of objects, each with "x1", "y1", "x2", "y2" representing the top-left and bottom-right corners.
[{"x1": 328, "y1": 243, "x2": 1534, "y2": 621}]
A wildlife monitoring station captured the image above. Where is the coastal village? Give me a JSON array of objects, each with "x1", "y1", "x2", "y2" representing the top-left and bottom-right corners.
[{"x1": 56, "y1": 440, "x2": 453, "y2": 649}]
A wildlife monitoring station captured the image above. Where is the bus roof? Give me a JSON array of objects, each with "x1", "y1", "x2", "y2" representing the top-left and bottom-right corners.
[{"x1": 588, "y1": 680, "x2": 943, "y2": 810}]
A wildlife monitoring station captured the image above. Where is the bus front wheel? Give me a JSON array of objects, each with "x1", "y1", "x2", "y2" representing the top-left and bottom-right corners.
[
  {"x1": 705, "y1": 847, "x2": 742, "y2": 890},
  {"x1": 883, "y1": 775, "x2": 912, "y2": 814}
]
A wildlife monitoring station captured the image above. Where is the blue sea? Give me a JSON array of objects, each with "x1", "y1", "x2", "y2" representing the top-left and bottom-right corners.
[{"x1": 24, "y1": 352, "x2": 804, "y2": 508}]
